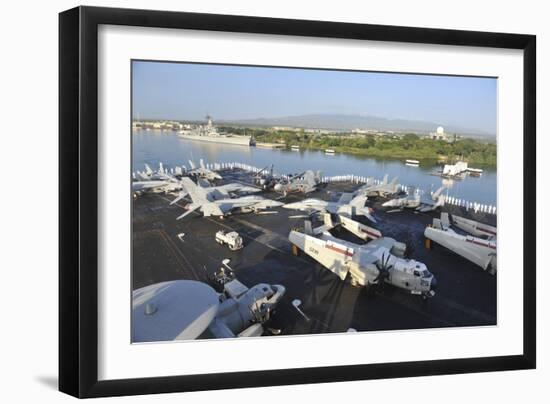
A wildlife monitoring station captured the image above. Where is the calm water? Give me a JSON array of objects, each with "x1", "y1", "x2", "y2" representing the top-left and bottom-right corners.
[{"x1": 132, "y1": 130, "x2": 497, "y2": 205}]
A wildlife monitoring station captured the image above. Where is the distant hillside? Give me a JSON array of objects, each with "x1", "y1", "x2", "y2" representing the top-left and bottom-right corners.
[{"x1": 220, "y1": 113, "x2": 494, "y2": 138}]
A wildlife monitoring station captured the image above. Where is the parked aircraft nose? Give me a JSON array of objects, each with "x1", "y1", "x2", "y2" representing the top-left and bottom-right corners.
[{"x1": 430, "y1": 276, "x2": 438, "y2": 291}]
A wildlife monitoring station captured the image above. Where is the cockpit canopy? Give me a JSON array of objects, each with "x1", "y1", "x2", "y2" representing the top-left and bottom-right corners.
[{"x1": 394, "y1": 259, "x2": 432, "y2": 278}]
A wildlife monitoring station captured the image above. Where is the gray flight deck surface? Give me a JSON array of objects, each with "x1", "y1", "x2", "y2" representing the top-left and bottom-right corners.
[{"x1": 132, "y1": 169, "x2": 496, "y2": 337}]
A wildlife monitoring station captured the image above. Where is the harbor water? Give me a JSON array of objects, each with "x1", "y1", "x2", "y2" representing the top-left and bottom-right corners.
[{"x1": 132, "y1": 130, "x2": 497, "y2": 205}]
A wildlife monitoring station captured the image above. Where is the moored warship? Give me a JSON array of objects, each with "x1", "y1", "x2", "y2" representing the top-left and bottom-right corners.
[{"x1": 178, "y1": 115, "x2": 252, "y2": 146}]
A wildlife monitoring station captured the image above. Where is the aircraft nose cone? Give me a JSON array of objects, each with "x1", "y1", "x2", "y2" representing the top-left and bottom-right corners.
[{"x1": 430, "y1": 276, "x2": 438, "y2": 291}]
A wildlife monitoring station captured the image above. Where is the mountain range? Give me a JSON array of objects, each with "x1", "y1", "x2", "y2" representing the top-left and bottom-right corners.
[{"x1": 219, "y1": 113, "x2": 494, "y2": 137}]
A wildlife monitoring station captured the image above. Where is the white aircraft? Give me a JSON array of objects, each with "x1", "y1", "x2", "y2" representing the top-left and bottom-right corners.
[
  {"x1": 175, "y1": 177, "x2": 283, "y2": 219},
  {"x1": 282, "y1": 192, "x2": 377, "y2": 223},
  {"x1": 187, "y1": 159, "x2": 222, "y2": 181},
  {"x1": 415, "y1": 186, "x2": 447, "y2": 212},
  {"x1": 132, "y1": 180, "x2": 183, "y2": 194},
  {"x1": 451, "y1": 214, "x2": 496, "y2": 239},
  {"x1": 132, "y1": 260, "x2": 285, "y2": 342},
  {"x1": 382, "y1": 186, "x2": 447, "y2": 213},
  {"x1": 135, "y1": 162, "x2": 176, "y2": 181},
  {"x1": 273, "y1": 170, "x2": 322, "y2": 196},
  {"x1": 424, "y1": 213, "x2": 497, "y2": 274},
  {"x1": 169, "y1": 178, "x2": 261, "y2": 206},
  {"x1": 356, "y1": 174, "x2": 399, "y2": 198},
  {"x1": 132, "y1": 162, "x2": 184, "y2": 195},
  {"x1": 289, "y1": 213, "x2": 437, "y2": 298},
  {"x1": 382, "y1": 192, "x2": 421, "y2": 210}
]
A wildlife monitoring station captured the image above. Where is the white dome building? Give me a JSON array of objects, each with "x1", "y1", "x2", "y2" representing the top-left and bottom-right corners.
[{"x1": 431, "y1": 126, "x2": 453, "y2": 142}]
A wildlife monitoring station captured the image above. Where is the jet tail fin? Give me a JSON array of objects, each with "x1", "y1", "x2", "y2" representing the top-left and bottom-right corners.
[
  {"x1": 349, "y1": 195, "x2": 368, "y2": 209},
  {"x1": 440, "y1": 212, "x2": 450, "y2": 229},
  {"x1": 304, "y1": 220, "x2": 313, "y2": 235},
  {"x1": 432, "y1": 185, "x2": 446, "y2": 200}
]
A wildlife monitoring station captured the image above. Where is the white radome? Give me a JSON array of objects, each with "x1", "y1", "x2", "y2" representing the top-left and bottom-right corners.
[{"x1": 436, "y1": 126, "x2": 444, "y2": 134}]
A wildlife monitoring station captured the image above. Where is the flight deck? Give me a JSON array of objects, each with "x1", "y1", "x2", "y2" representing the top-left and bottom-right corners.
[{"x1": 132, "y1": 169, "x2": 497, "y2": 336}]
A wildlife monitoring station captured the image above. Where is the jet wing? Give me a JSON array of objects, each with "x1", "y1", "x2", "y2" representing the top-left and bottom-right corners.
[
  {"x1": 202, "y1": 202, "x2": 230, "y2": 217},
  {"x1": 337, "y1": 192, "x2": 354, "y2": 204},
  {"x1": 289, "y1": 231, "x2": 351, "y2": 281},
  {"x1": 170, "y1": 190, "x2": 189, "y2": 205},
  {"x1": 176, "y1": 204, "x2": 201, "y2": 220}
]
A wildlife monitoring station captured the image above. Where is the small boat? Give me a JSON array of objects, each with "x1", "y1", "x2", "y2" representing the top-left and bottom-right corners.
[
  {"x1": 291, "y1": 145, "x2": 300, "y2": 151},
  {"x1": 467, "y1": 167, "x2": 483, "y2": 177},
  {"x1": 405, "y1": 159, "x2": 420, "y2": 167},
  {"x1": 325, "y1": 149, "x2": 335, "y2": 155}
]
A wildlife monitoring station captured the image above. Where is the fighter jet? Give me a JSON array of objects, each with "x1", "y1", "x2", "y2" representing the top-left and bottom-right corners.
[
  {"x1": 132, "y1": 180, "x2": 183, "y2": 194},
  {"x1": 382, "y1": 186, "x2": 446, "y2": 213},
  {"x1": 381, "y1": 192, "x2": 421, "y2": 210},
  {"x1": 289, "y1": 213, "x2": 437, "y2": 298},
  {"x1": 169, "y1": 178, "x2": 261, "y2": 206},
  {"x1": 253, "y1": 164, "x2": 277, "y2": 189},
  {"x1": 424, "y1": 213, "x2": 496, "y2": 274},
  {"x1": 175, "y1": 177, "x2": 283, "y2": 219},
  {"x1": 134, "y1": 162, "x2": 176, "y2": 182},
  {"x1": 415, "y1": 186, "x2": 447, "y2": 212},
  {"x1": 187, "y1": 159, "x2": 222, "y2": 181},
  {"x1": 132, "y1": 162, "x2": 184, "y2": 195},
  {"x1": 273, "y1": 170, "x2": 322, "y2": 196},
  {"x1": 356, "y1": 174, "x2": 399, "y2": 198},
  {"x1": 282, "y1": 192, "x2": 377, "y2": 223}
]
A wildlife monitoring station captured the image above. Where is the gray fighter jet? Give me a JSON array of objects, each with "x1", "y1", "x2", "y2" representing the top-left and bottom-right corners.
[
  {"x1": 253, "y1": 164, "x2": 277, "y2": 189},
  {"x1": 132, "y1": 162, "x2": 184, "y2": 195},
  {"x1": 382, "y1": 186, "x2": 446, "y2": 212},
  {"x1": 175, "y1": 177, "x2": 283, "y2": 219},
  {"x1": 289, "y1": 214, "x2": 437, "y2": 298},
  {"x1": 273, "y1": 170, "x2": 322, "y2": 196},
  {"x1": 282, "y1": 192, "x2": 377, "y2": 223},
  {"x1": 187, "y1": 159, "x2": 222, "y2": 181},
  {"x1": 169, "y1": 178, "x2": 261, "y2": 206},
  {"x1": 356, "y1": 174, "x2": 399, "y2": 198}
]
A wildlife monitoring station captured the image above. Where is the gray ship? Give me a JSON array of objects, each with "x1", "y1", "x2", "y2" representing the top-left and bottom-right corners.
[{"x1": 178, "y1": 115, "x2": 252, "y2": 146}]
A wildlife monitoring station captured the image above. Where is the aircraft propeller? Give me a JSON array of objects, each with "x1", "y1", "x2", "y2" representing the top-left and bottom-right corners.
[{"x1": 374, "y1": 252, "x2": 393, "y2": 283}]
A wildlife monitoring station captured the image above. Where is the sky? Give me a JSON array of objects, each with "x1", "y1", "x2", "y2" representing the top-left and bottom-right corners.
[{"x1": 132, "y1": 60, "x2": 497, "y2": 135}]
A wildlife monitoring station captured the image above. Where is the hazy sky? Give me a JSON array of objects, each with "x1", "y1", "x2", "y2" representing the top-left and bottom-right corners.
[{"x1": 132, "y1": 60, "x2": 497, "y2": 135}]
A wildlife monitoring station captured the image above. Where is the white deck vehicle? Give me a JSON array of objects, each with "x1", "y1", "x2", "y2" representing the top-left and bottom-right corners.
[{"x1": 215, "y1": 230, "x2": 244, "y2": 250}]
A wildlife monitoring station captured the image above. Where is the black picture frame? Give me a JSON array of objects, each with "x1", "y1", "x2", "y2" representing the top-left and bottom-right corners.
[{"x1": 59, "y1": 6, "x2": 536, "y2": 398}]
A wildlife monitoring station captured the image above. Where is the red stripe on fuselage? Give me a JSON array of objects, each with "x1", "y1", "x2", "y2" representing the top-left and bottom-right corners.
[
  {"x1": 467, "y1": 238, "x2": 497, "y2": 250},
  {"x1": 326, "y1": 244, "x2": 354, "y2": 257},
  {"x1": 476, "y1": 226, "x2": 497, "y2": 236}
]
